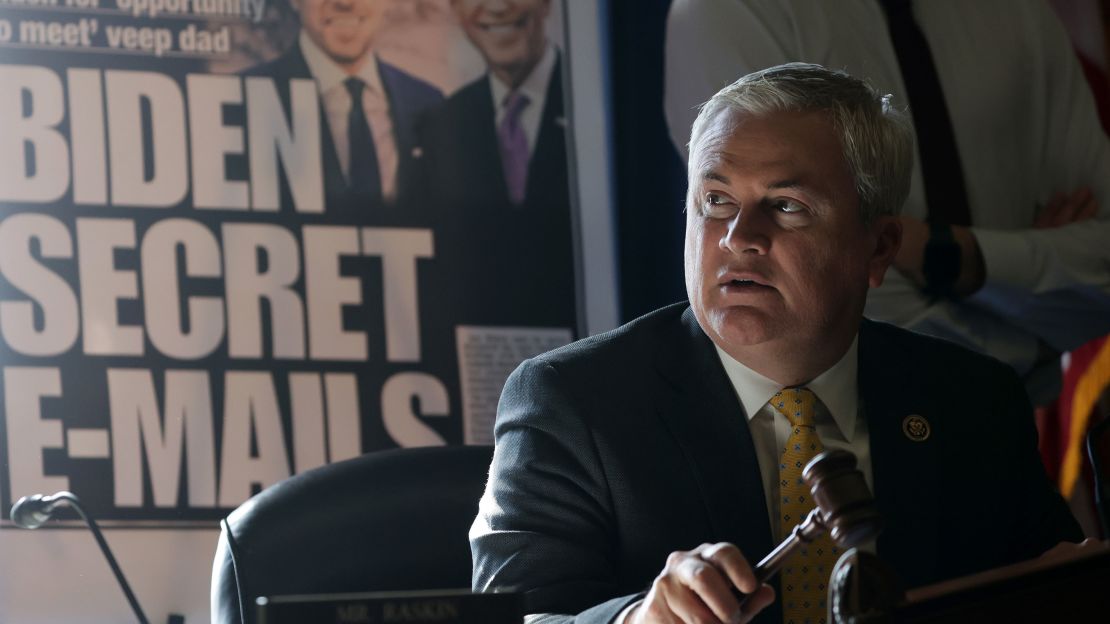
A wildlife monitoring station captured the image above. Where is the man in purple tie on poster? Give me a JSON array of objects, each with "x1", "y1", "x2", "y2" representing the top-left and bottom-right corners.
[
  {"x1": 420, "y1": 0, "x2": 567, "y2": 210},
  {"x1": 418, "y1": 0, "x2": 577, "y2": 329}
]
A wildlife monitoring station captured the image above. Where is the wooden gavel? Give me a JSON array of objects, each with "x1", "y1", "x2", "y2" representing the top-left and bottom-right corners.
[{"x1": 753, "y1": 449, "x2": 882, "y2": 584}]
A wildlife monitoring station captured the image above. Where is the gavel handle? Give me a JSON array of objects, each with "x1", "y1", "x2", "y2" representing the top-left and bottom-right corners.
[
  {"x1": 753, "y1": 508, "x2": 825, "y2": 585},
  {"x1": 732, "y1": 508, "x2": 827, "y2": 603}
]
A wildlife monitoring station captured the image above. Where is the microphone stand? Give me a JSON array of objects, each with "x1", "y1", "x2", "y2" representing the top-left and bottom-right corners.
[
  {"x1": 14, "y1": 492, "x2": 150, "y2": 624},
  {"x1": 1087, "y1": 415, "x2": 1110, "y2": 537}
]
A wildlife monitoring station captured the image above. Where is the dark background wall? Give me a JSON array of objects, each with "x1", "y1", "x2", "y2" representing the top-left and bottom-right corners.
[{"x1": 608, "y1": 0, "x2": 688, "y2": 322}]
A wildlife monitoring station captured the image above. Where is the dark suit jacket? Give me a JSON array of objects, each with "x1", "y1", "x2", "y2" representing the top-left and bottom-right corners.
[
  {"x1": 418, "y1": 55, "x2": 569, "y2": 209},
  {"x1": 471, "y1": 303, "x2": 1082, "y2": 623},
  {"x1": 415, "y1": 56, "x2": 577, "y2": 330},
  {"x1": 243, "y1": 43, "x2": 443, "y2": 217}
]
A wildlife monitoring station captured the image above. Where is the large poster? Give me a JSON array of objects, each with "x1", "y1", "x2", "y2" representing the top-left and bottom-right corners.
[{"x1": 0, "y1": 0, "x2": 581, "y2": 620}]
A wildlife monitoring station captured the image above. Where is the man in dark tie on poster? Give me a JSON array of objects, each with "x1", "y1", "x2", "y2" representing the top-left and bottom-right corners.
[
  {"x1": 470, "y1": 64, "x2": 1082, "y2": 624},
  {"x1": 247, "y1": 0, "x2": 442, "y2": 212},
  {"x1": 418, "y1": 0, "x2": 577, "y2": 329}
]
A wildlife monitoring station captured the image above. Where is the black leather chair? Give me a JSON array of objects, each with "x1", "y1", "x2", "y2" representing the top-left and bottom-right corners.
[{"x1": 210, "y1": 445, "x2": 494, "y2": 624}]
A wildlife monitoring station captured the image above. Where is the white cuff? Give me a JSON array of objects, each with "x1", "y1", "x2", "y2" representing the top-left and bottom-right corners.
[
  {"x1": 613, "y1": 598, "x2": 643, "y2": 624},
  {"x1": 972, "y1": 228, "x2": 1037, "y2": 291}
]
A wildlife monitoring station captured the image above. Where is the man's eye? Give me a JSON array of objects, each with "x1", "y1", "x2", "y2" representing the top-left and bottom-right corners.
[
  {"x1": 773, "y1": 199, "x2": 805, "y2": 214},
  {"x1": 702, "y1": 193, "x2": 736, "y2": 217}
]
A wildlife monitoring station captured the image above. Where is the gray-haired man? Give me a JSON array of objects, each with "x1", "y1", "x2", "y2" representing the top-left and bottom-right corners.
[{"x1": 471, "y1": 64, "x2": 1081, "y2": 624}]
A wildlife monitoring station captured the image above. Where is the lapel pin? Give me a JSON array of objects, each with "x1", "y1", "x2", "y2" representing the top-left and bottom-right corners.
[
  {"x1": 902, "y1": 415, "x2": 930, "y2": 442},
  {"x1": 411, "y1": 146, "x2": 424, "y2": 158}
]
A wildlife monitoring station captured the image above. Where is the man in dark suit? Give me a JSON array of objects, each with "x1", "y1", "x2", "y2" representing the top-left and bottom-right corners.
[
  {"x1": 470, "y1": 64, "x2": 1083, "y2": 624},
  {"x1": 246, "y1": 0, "x2": 442, "y2": 215},
  {"x1": 417, "y1": 0, "x2": 576, "y2": 329}
]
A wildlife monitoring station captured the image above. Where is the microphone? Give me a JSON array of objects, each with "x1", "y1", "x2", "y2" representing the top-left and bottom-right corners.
[
  {"x1": 9, "y1": 491, "x2": 151, "y2": 624},
  {"x1": 753, "y1": 449, "x2": 882, "y2": 584},
  {"x1": 11, "y1": 491, "x2": 74, "y2": 529}
]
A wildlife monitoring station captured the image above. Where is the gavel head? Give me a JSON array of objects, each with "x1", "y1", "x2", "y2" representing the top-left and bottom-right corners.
[{"x1": 802, "y1": 450, "x2": 883, "y2": 548}]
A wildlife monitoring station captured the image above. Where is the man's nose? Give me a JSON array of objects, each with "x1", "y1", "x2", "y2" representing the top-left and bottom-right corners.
[{"x1": 720, "y1": 207, "x2": 770, "y2": 255}]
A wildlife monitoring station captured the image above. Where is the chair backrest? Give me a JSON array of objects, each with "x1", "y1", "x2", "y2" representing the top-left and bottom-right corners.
[{"x1": 210, "y1": 445, "x2": 494, "y2": 624}]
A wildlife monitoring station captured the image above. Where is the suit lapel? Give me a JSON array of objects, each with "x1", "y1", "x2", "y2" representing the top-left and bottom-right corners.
[
  {"x1": 320, "y1": 112, "x2": 348, "y2": 205},
  {"x1": 526, "y1": 54, "x2": 568, "y2": 204},
  {"x1": 474, "y1": 84, "x2": 510, "y2": 203},
  {"x1": 653, "y1": 308, "x2": 776, "y2": 564},
  {"x1": 859, "y1": 320, "x2": 941, "y2": 588},
  {"x1": 285, "y1": 45, "x2": 347, "y2": 204},
  {"x1": 378, "y1": 58, "x2": 414, "y2": 188}
]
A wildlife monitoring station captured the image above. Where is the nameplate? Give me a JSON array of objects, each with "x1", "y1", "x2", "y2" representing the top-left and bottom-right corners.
[{"x1": 256, "y1": 588, "x2": 522, "y2": 624}]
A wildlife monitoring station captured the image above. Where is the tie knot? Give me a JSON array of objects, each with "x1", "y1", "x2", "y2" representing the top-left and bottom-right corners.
[
  {"x1": 503, "y1": 91, "x2": 530, "y2": 118},
  {"x1": 344, "y1": 77, "x2": 365, "y2": 99},
  {"x1": 772, "y1": 387, "x2": 818, "y2": 428}
]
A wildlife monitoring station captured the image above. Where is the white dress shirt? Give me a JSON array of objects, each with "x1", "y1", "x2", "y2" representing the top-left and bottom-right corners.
[
  {"x1": 299, "y1": 31, "x2": 399, "y2": 201},
  {"x1": 714, "y1": 338, "x2": 872, "y2": 539},
  {"x1": 488, "y1": 43, "x2": 558, "y2": 160},
  {"x1": 665, "y1": 0, "x2": 1110, "y2": 390}
]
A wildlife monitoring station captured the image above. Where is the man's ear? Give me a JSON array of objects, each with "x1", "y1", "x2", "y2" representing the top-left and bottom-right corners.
[{"x1": 867, "y1": 215, "x2": 902, "y2": 288}]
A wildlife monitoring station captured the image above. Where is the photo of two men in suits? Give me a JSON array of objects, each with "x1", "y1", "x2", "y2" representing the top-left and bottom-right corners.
[
  {"x1": 244, "y1": 0, "x2": 576, "y2": 331},
  {"x1": 236, "y1": 0, "x2": 577, "y2": 448},
  {"x1": 242, "y1": 0, "x2": 569, "y2": 213}
]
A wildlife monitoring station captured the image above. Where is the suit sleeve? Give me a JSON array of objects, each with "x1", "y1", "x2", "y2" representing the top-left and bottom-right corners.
[
  {"x1": 470, "y1": 359, "x2": 644, "y2": 623},
  {"x1": 996, "y1": 363, "x2": 1085, "y2": 556}
]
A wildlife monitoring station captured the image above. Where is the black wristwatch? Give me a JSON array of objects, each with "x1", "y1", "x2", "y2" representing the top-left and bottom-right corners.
[{"x1": 922, "y1": 222, "x2": 961, "y2": 299}]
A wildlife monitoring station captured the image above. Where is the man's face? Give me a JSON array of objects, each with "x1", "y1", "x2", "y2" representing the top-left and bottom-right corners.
[
  {"x1": 453, "y1": 0, "x2": 550, "y2": 86},
  {"x1": 685, "y1": 109, "x2": 900, "y2": 380},
  {"x1": 293, "y1": 0, "x2": 386, "y2": 71}
]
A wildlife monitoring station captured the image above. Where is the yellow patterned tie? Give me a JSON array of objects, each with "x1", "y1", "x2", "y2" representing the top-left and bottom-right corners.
[{"x1": 774, "y1": 387, "x2": 839, "y2": 624}]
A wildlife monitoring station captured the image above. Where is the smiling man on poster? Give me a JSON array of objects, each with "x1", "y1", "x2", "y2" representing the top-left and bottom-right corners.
[
  {"x1": 421, "y1": 0, "x2": 567, "y2": 209},
  {"x1": 247, "y1": 0, "x2": 442, "y2": 212},
  {"x1": 470, "y1": 64, "x2": 1082, "y2": 624},
  {"x1": 418, "y1": 0, "x2": 577, "y2": 329}
]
